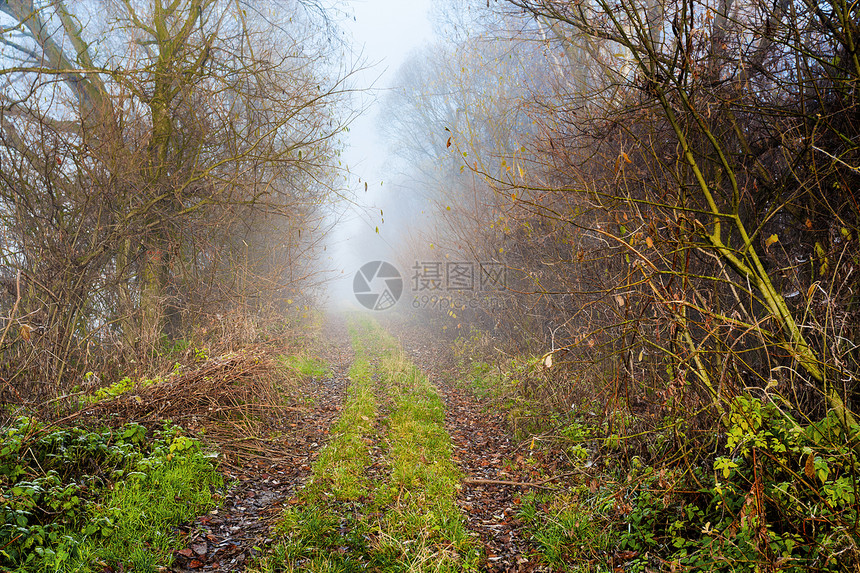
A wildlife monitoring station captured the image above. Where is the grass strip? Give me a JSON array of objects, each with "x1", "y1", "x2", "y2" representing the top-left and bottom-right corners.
[
  {"x1": 256, "y1": 318, "x2": 381, "y2": 571},
  {"x1": 256, "y1": 315, "x2": 480, "y2": 572},
  {"x1": 307, "y1": 357, "x2": 376, "y2": 501},
  {"x1": 376, "y1": 343, "x2": 482, "y2": 571}
]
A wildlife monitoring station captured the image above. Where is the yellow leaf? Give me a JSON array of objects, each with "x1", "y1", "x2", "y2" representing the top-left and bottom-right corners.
[
  {"x1": 621, "y1": 151, "x2": 632, "y2": 164},
  {"x1": 646, "y1": 236, "x2": 654, "y2": 248},
  {"x1": 765, "y1": 234, "x2": 779, "y2": 247},
  {"x1": 19, "y1": 324, "x2": 31, "y2": 342}
]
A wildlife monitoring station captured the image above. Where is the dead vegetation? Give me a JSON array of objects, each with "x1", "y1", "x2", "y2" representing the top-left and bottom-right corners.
[{"x1": 32, "y1": 344, "x2": 304, "y2": 474}]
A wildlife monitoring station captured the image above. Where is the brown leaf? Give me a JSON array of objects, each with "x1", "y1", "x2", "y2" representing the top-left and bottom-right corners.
[
  {"x1": 615, "y1": 550, "x2": 639, "y2": 560},
  {"x1": 804, "y1": 453, "x2": 815, "y2": 480},
  {"x1": 177, "y1": 548, "x2": 194, "y2": 558}
]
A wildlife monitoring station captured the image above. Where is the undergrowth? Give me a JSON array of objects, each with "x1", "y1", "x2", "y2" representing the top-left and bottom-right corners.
[
  {"x1": 453, "y1": 328, "x2": 860, "y2": 572},
  {"x1": 614, "y1": 398, "x2": 860, "y2": 572},
  {"x1": 0, "y1": 417, "x2": 222, "y2": 572}
]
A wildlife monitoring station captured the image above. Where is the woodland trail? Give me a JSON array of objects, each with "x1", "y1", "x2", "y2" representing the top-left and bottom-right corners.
[{"x1": 169, "y1": 313, "x2": 559, "y2": 572}]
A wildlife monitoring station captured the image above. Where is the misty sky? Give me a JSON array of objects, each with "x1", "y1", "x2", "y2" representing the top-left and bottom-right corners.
[
  {"x1": 324, "y1": 0, "x2": 436, "y2": 304},
  {"x1": 342, "y1": 0, "x2": 434, "y2": 182}
]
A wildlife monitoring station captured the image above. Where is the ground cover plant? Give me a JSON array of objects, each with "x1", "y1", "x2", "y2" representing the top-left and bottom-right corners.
[{"x1": 0, "y1": 417, "x2": 221, "y2": 572}]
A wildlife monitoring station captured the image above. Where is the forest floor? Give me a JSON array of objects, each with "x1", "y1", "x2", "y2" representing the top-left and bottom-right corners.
[{"x1": 166, "y1": 313, "x2": 572, "y2": 572}]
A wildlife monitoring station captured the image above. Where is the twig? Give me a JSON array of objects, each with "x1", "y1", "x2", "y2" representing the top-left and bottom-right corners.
[
  {"x1": 463, "y1": 471, "x2": 577, "y2": 490},
  {"x1": 0, "y1": 270, "x2": 22, "y2": 348}
]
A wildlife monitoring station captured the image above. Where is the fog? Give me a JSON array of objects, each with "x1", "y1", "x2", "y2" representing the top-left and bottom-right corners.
[{"x1": 322, "y1": 0, "x2": 436, "y2": 309}]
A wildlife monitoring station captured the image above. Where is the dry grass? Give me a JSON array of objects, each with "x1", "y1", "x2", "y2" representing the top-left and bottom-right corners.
[{"x1": 44, "y1": 348, "x2": 304, "y2": 469}]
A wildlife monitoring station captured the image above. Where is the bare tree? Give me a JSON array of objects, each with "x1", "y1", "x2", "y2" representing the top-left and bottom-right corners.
[{"x1": 0, "y1": 0, "x2": 352, "y2": 395}]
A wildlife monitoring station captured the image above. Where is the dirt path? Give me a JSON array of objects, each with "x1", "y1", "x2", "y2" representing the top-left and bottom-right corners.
[
  {"x1": 169, "y1": 317, "x2": 353, "y2": 571},
  {"x1": 170, "y1": 314, "x2": 552, "y2": 572}
]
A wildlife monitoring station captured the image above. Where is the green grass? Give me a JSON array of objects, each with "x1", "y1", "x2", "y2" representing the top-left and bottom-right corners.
[
  {"x1": 279, "y1": 354, "x2": 332, "y2": 378},
  {"x1": 377, "y1": 350, "x2": 480, "y2": 571},
  {"x1": 76, "y1": 449, "x2": 221, "y2": 571},
  {"x1": 0, "y1": 419, "x2": 222, "y2": 572},
  {"x1": 308, "y1": 358, "x2": 376, "y2": 500},
  {"x1": 516, "y1": 490, "x2": 614, "y2": 572}
]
